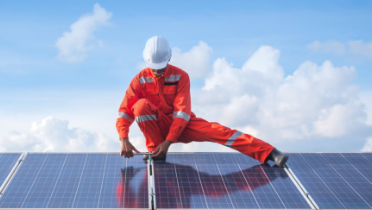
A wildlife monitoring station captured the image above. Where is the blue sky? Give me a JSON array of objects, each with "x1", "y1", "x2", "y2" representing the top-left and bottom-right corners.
[{"x1": 1, "y1": 1, "x2": 372, "y2": 153}]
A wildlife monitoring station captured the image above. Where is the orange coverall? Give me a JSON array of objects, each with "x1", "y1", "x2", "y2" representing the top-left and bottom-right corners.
[{"x1": 116, "y1": 65, "x2": 274, "y2": 162}]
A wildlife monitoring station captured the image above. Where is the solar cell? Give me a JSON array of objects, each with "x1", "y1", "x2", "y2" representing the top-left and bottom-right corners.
[
  {"x1": 287, "y1": 153, "x2": 372, "y2": 209},
  {"x1": 0, "y1": 153, "x2": 21, "y2": 190},
  {"x1": 0, "y1": 153, "x2": 148, "y2": 209},
  {"x1": 155, "y1": 153, "x2": 310, "y2": 209}
]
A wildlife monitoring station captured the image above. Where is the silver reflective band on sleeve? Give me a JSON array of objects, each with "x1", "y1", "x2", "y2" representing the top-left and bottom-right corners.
[
  {"x1": 165, "y1": 74, "x2": 181, "y2": 82},
  {"x1": 135, "y1": 115, "x2": 157, "y2": 123},
  {"x1": 172, "y1": 111, "x2": 190, "y2": 121},
  {"x1": 118, "y1": 112, "x2": 133, "y2": 122},
  {"x1": 225, "y1": 131, "x2": 243, "y2": 147},
  {"x1": 139, "y1": 76, "x2": 155, "y2": 84}
]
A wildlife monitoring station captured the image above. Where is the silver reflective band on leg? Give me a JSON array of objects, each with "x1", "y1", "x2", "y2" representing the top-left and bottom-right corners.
[
  {"x1": 139, "y1": 76, "x2": 155, "y2": 84},
  {"x1": 173, "y1": 111, "x2": 190, "y2": 121},
  {"x1": 165, "y1": 74, "x2": 181, "y2": 82},
  {"x1": 118, "y1": 112, "x2": 133, "y2": 122},
  {"x1": 225, "y1": 131, "x2": 243, "y2": 147},
  {"x1": 135, "y1": 115, "x2": 157, "y2": 123}
]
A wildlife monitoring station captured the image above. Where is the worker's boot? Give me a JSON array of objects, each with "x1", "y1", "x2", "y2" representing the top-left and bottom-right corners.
[
  {"x1": 143, "y1": 154, "x2": 167, "y2": 164},
  {"x1": 266, "y1": 148, "x2": 289, "y2": 168}
]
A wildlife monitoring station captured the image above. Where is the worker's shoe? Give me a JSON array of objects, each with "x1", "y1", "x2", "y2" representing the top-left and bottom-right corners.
[
  {"x1": 143, "y1": 154, "x2": 167, "y2": 164},
  {"x1": 266, "y1": 148, "x2": 289, "y2": 168}
]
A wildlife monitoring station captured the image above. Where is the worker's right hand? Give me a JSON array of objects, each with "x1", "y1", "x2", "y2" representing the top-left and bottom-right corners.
[{"x1": 120, "y1": 138, "x2": 140, "y2": 158}]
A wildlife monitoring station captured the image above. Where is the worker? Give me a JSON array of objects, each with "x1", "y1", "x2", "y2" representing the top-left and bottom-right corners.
[{"x1": 116, "y1": 36, "x2": 289, "y2": 167}]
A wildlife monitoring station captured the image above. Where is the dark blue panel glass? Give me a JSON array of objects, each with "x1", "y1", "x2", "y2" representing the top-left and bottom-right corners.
[
  {"x1": 0, "y1": 153, "x2": 21, "y2": 188},
  {"x1": 155, "y1": 153, "x2": 310, "y2": 209},
  {"x1": 287, "y1": 153, "x2": 372, "y2": 209},
  {"x1": 98, "y1": 154, "x2": 148, "y2": 208},
  {"x1": 361, "y1": 153, "x2": 372, "y2": 163},
  {"x1": 0, "y1": 153, "x2": 148, "y2": 208}
]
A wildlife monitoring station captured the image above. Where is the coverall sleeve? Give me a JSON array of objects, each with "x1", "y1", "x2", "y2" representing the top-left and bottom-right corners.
[
  {"x1": 116, "y1": 77, "x2": 140, "y2": 139},
  {"x1": 166, "y1": 73, "x2": 191, "y2": 142}
]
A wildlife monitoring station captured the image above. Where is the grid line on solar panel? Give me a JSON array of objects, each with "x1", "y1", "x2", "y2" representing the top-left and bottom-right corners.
[
  {"x1": 0, "y1": 153, "x2": 148, "y2": 209},
  {"x1": 328, "y1": 164, "x2": 371, "y2": 208},
  {"x1": 319, "y1": 153, "x2": 372, "y2": 209},
  {"x1": 96, "y1": 153, "x2": 109, "y2": 208},
  {"x1": 340, "y1": 156, "x2": 372, "y2": 188},
  {"x1": 155, "y1": 153, "x2": 310, "y2": 209},
  {"x1": 236, "y1": 164, "x2": 260, "y2": 208},
  {"x1": 287, "y1": 153, "x2": 372, "y2": 209},
  {"x1": 44, "y1": 154, "x2": 69, "y2": 207},
  {"x1": 0, "y1": 153, "x2": 22, "y2": 194}
]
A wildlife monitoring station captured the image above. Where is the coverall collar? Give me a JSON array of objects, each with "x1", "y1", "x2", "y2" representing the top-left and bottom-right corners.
[{"x1": 147, "y1": 65, "x2": 171, "y2": 79}]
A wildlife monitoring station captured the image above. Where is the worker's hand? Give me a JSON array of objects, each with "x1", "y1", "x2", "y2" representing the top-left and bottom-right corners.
[
  {"x1": 120, "y1": 138, "x2": 140, "y2": 158},
  {"x1": 152, "y1": 140, "x2": 172, "y2": 158}
]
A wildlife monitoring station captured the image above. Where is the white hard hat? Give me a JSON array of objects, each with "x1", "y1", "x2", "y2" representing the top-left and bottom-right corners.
[{"x1": 143, "y1": 36, "x2": 172, "y2": 69}]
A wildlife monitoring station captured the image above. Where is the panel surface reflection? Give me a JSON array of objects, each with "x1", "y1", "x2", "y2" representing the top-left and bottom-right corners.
[{"x1": 155, "y1": 153, "x2": 310, "y2": 209}]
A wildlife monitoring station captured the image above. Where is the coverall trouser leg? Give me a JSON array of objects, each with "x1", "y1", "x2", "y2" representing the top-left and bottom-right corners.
[{"x1": 132, "y1": 99, "x2": 274, "y2": 163}]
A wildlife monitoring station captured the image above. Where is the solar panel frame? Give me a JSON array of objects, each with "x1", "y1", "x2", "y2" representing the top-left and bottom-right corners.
[{"x1": 0, "y1": 153, "x2": 23, "y2": 197}]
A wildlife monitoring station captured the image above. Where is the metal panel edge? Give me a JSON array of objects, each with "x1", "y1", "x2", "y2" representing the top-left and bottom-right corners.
[
  {"x1": 147, "y1": 155, "x2": 156, "y2": 210},
  {"x1": 284, "y1": 164, "x2": 319, "y2": 210},
  {"x1": 0, "y1": 208, "x2": 148, "y2": 210},
  {"x1": 151, "y1": 161, "x2": 156, "y2": 210},
  {"x1": 0, "y1": 152, "x2": 27, "y2": 198},
  {"x1": 156, "y1": 209, "x2": 323, "y2": 210},
  {"x1": 147, "y1": 160, "x2": 151, "y2": 210},
  {"x1": 0, "y1": 209, "x2": 362, "y2": 210}
]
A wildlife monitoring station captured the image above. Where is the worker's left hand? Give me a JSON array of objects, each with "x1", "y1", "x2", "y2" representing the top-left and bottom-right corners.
[{"x1": 152, "y1": 140, "x2": 172, "y2": 158}]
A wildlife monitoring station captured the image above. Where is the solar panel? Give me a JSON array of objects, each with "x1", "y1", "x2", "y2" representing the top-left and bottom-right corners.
[
  {"x1": 0, "y1": 153, "x2": 21, "y2": 189},
  {"x1": 155, "y1": 153, "x2": 311, "y2": 209},
  {"x1": 0, "y1": 153, "x2": 148, "y2": 208},
  {"x1": 287, "y1": 153, "x2": 372, "y2": 209}
]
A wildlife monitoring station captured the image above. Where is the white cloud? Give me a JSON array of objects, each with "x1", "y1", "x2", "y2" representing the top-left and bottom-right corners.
[
  {"x1": 362, "y1": 136, "x2": 372, "y2": 152},
  {"x1": 360, "y1": 90, "x2": 372, "y2": 126},
  {"x1": 307, "y1": 40, "x2": 346, "y2": 55},
  {"x1": 193, "y1": 45, "x2": 372, "y2": 151},
  {"x1": 307, "y1": 40, "x2": 372, "y2": 58},
  {"x1": 0, "y1": 116, "x2": 119, "y2": 152},
  {"x1": 169, "y1": 41, "x2": 212, "y2": 78},
  {"x1": 56, "y1": 3, "x2": 112, "y2": 62},
  {"x1": 348, "y1": 40, "x2": 372, "y2": 58}
]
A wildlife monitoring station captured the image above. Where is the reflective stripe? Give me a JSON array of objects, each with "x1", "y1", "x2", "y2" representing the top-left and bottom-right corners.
[
  {"x1": 225, "y1": 131, "x2": 243, "y2": 147},
  {"x1": 135, "y1": 115, "x2": 157, "y2": 123},
  {"x1": 165, "y1": 74, "x2": 180, "y2": 82},
  {"x1": 139, "y1": 76, "x2": 155, "y2": 84},
  {"x1": 118, "y1": 112, "x2": 133, "y2": 122},
  {"x1": 173, "y1": 111, "x2": 190, "y2": 121}
]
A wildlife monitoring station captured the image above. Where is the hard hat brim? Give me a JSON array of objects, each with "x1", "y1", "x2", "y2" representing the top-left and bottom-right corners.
[{"x1": 145, "y1": 60, "x2": 169, "y2": 70}]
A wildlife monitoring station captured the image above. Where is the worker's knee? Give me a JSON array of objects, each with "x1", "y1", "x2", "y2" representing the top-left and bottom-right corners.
[{"x1": 132, "y1": 99, "x2": 153, "y2": 116}]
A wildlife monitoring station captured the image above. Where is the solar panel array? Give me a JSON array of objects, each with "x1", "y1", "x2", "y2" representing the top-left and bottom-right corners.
[
  {"x1": 0, "y1": 152, "x2": 371, "y2": 209},
  {"x1": 0, "y1": 154, "x2": 147, "y2": 208},
  {"x1": 155, "y1": 153, "x2": 310, "y2": 209},
  {"x1": 287, "y1": 153, "x2": 372, "y2": 209}
]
